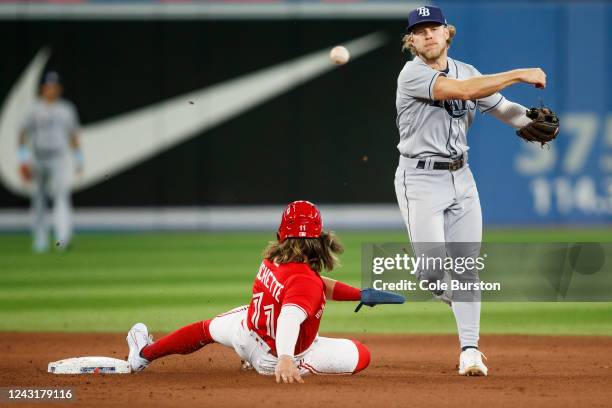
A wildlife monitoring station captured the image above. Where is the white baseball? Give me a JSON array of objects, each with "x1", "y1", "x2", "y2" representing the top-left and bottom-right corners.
[{"x1": 330, "y1": 46, "x2": 350, "y2": 65}]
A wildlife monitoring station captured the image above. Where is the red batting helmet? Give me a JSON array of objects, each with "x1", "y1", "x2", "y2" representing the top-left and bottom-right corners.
[{"x1": 277, "y1": 200, "x2": 323, "y2": 242}]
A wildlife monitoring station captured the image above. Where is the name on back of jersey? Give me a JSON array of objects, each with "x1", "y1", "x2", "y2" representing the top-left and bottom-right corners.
[{"x1": 256, "y1": 263, "x2": 285, "y2": 302}]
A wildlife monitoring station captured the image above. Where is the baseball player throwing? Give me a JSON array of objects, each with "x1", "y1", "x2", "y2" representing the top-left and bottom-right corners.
[
  {"x1": 395, "y1": 6, "x2": 559, "y2": 376},
  {"x1": 126, "y1": 201, "x2": 403, "y2": 383},
  {"x1": 17, "y1": 71, "x2": 83, "y2": 252}
]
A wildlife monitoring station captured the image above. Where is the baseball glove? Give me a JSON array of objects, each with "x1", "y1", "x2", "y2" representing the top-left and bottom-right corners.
[
  {"x1": 354, "y1": 288, "x2": 405, "y2": 312},
  {"x1": 516, "y1": 107, "x2": 560, "y2": 146}
]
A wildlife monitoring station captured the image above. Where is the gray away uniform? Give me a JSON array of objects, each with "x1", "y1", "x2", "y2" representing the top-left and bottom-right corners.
[
  {"x1": 20, "y1": 99, "x2": 80, "y2": 251},
  {"x1": 394, "y1": 56, "x2": 504, "y2": 349}
]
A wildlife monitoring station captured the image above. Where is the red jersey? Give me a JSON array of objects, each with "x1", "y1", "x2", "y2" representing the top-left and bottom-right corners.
[{"x1": 246, "y1": 259, "x2": 326, "y2": 355}]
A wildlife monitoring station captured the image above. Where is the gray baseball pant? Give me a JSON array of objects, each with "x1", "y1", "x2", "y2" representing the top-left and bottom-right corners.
[
  {"x1": 31, "y1": 154, "x2": 73, "y2": 252},
  {"x1": 394, "y1": 155, "x2": 482, "y2": 349}
]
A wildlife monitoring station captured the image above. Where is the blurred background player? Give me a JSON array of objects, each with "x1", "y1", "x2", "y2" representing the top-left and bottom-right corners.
[
  {"x1": 17, "y1": 71, "x2": 83, "y2": 252},
  {"x1": 126, "y1": 201, "x2": 371, "y2": 383}
]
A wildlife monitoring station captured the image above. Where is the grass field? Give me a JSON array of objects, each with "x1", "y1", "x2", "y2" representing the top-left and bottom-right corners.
[{"x1": 1, "y1": 229, "x2": 611, "y2": 335}]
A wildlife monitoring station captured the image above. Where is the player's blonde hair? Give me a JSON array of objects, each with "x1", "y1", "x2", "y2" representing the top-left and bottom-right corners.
[
  {"x1": 263, "y1": 231, "x2": 344, "y2": 273},
  {"x1": 402, "y1": 24, "x2": 456, "y2": 56}
]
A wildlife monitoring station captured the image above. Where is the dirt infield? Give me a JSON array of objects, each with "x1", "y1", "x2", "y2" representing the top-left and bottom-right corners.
[{"x1": 1, "y1": 333, "x2": 611, "y2": 408}]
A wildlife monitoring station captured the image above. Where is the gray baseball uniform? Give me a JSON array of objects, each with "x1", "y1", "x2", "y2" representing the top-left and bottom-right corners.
[
  {"x1": 394, "y1": 56, "x2": 502, "y2": 349},
  {"x1": 20, "y1": 98, "x2": 80, "y2": 251}
]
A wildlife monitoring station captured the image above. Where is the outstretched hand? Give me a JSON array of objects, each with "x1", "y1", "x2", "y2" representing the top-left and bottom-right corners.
[
  {"x1": 354, "y1": 288, "x2": 406, "y2": 312},
  {"x1": 520, "y1": 68, "x2": 546, "y2": 89},
  {"x1": 275, "y1": 355, "x2": 304, "y2": 384}
]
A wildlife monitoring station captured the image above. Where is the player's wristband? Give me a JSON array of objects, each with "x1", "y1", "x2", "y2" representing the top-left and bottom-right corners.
[
  {"x1": 332, "y1": 281, "x2": 361, "y2": 301},
  {"x1": 18, "y1": 146, "x2": 30, "y2": 163},
  {"x1": 73, "y1": 150, "x2": 84, "y2": 166}
]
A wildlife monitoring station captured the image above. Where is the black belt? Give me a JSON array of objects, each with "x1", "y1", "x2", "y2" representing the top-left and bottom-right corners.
[
  {"x1": 416, "y1": 157, "x2": 465, "y2": 171},
  {"x1": 34, "y1": 149, "x2": 62, "y2": 160}
]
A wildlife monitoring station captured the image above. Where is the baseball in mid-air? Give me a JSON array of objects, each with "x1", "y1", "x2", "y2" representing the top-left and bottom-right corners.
[{"x1": 330, "y1": 45, "x2": 350, "y2": 65}]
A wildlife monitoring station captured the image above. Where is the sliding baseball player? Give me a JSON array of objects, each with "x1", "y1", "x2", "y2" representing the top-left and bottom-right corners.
[{"x1": 126, "y1": 201, "x2": 404, "y2": 383}]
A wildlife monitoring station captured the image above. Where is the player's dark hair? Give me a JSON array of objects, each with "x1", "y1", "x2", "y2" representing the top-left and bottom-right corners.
[{"x1": 263, "y1": 231, "x2": 344, "y2": 273}]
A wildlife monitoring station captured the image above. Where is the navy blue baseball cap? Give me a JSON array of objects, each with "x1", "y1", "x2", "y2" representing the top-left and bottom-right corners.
[
  {"x1": 41, "y1": 71, "x2": 61, "y2": 86},
  {"x1": 406, "y1": 5, "x2": 447, "y2": 33}
]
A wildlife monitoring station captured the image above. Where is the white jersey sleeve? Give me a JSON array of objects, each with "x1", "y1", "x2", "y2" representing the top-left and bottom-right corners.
[
  {"x1": 397, "y1": 60, "x2": 444, "y2": 102},
  {"x1": 275, "y1": 304, "x2": 307, "y2": 357},
  {"x1": 469, "y1": 66, "x2": 505, "y2": 113}
]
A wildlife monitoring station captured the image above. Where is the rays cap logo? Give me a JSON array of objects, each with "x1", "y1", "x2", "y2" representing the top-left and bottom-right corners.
[
  {"x1": 417, "y1": 7, "x2": 430, "y2": 16},
  {"x1": 406, "y1": 5, "x2": 447, "y2": 33}
]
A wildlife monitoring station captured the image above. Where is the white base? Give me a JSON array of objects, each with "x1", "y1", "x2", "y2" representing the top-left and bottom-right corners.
[{"x1": 48, "y1": 356, "x2": 131, "y2": 374}]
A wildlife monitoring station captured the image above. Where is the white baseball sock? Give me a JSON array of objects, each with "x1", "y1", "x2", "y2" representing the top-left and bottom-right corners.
[{"x1": 452, "y1": 301, "x2": 481, "y2": 349}]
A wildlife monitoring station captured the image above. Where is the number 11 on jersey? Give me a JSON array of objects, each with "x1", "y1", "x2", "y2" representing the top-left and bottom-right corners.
[{"x1": 251, "y1": 292, "x2": 276, "y2": 339}]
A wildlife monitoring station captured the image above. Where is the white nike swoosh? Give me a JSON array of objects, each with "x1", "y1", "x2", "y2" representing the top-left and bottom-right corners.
[{"x1": 0, "y1": 32, "x2": 387, "y2": 196}]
